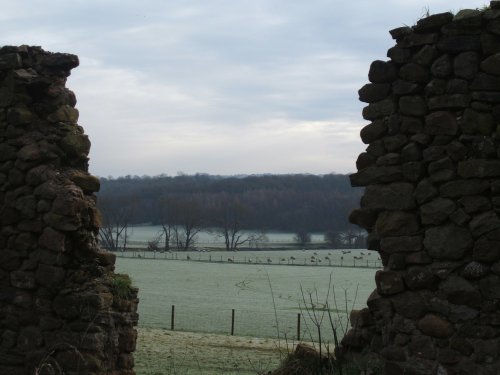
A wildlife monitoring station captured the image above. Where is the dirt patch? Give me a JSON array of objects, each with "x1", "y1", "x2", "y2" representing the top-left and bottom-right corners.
[{"x1": 135, "y1": 328, "x2": 305, "y2": 375}]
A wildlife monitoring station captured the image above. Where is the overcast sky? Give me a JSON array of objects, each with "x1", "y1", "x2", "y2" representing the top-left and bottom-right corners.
[{"x1": 1, "y1": 0, "x2": 488, "y2": 177}]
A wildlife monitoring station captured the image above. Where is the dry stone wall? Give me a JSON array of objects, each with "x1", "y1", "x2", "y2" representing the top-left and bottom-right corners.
[
  {"x1": 343, "y1": 3, "x2": 500, "y2": 375},
  {"x1": 0, "y1": 46, "x2": 138, "y2": 375}
]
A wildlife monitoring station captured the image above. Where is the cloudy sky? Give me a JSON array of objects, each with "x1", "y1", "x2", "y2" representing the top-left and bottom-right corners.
[{"x1": 1, "y1": 0, "x2": 487, "y2": 177}]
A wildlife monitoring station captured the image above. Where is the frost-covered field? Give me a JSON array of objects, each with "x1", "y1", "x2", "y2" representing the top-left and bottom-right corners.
[{"x1": 115, "y1": 253, "x2": 378, "y2": 341}]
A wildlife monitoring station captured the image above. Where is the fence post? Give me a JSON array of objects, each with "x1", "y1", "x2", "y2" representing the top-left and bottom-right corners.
[
  {"x1": 231, "y1": 309, "x2": 235, "y2": 335},
  {"x1": 171, "y1": 305, "x2": 175, "y2": 330},
  {"x1": 297, "y1": 313, "x2": 301, "y2": 341}
]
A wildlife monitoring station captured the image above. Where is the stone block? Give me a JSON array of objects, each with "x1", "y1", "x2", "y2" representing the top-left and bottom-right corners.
[
  {"x1": 358, "y1": 83, "x2": 391, "y2": 103},
  {"x1": 349, "y1": 165, "x2": 403, "y2": 187},
  {"x1": 376, "y1": 211, "x2": 420, "y2": 237},
  {"x1": 424, "y1": 224, "x2": 473, "y2": 260},
  {"x1": 417, "y1": 314, "x2": 454, "y2": 338},
  {"x1": 420, "y1": 197, "x2": 456, "y2": 225},
  {"x1": 440, "y1": 275, "x2": 482, "y2": 307},
  {"x1": 399, "y1": 63, "x2": 430, "y2": 83},
  {"x1": 368, "y1": 60, "x2": 398, "y2": 83},
  {"x1": 360, "y1": 120, "x2": 387, "y2": 144},
  {"x1": 362, "y1": 182, "x2": 416, "y2": 210},
  {"x1": 405, "y1": 267, "x2": 436, "y2": 290},
  {"x1": 399, "y1": 95, "x2": 428, "y2": 116},
  {"x1": 424, "y1": 111, "x2": 457, "y2": 135},
  {"x1": 380, "y1": 236, "x2": 423, "y2": 254},
  {"x1": 440, "y1": 179, "x2": 490, "y2": 197},
  {"x1": 362, "y1": 99, "x2": 395, "y2": 120},
  {"x1": 375, "y1": 270, "x2": 405, "y2": 295}
]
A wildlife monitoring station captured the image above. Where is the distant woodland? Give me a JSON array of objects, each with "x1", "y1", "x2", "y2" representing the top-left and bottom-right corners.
[{"x1": 96, "y1": 173, "x2": 364, "y2": 250}]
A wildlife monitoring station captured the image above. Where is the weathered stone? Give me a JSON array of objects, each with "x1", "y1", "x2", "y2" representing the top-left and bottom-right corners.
[
  {"x1": 458, "y1": 196, "x2": 491, "y2": 214},
  {"x1": 35, "y1": 264, "x2": 66, "y2": 287},
  {"x1": 412, "y1": 45, "x2": 439, "y2": 67},
  {"x1": 460, "y1": 109, "x2": 494, "y2": 135},
  {"x1": 380, "y1": 236, "x2": 423, "y2": 254},
  {"x1": 424, "y1": 224, "x2": 473, "y2": 260},
  {"x1": 462, "y1": 261, "x2": 490, "y2": 279},
  {"x1": 376, "y1": 211, "x2": 419, "y2": 237},
  {"x1": 417, "y1": 314, "x2": 454, "y2": 338},
  {"x1": 17, "y1": 326, "x2": 42, "y2": 352},
  {"x1": 408, "y1": 334, "x2": 436, "y2": 359},
  {"x1": 402, "y1": 161, "x2": 425, "y2": 182},
  {"x1": 375, "y1": 270, "x2": 405, "y2": 295},
  {"x1": 376, "y1": 153, "x2": 400, "y2": 166},
  {"x1": 437, "y1": 35, "x2": 481, "y2": 53},
  {"x1": 366, "y1": 139, "x2": 386, "y2": 157},
  {"x1": 383, "y1": 134, "x2": 408, "y2": 152},
  {"x1": 387, "y1": 46, "x2": 412, "y2": 63},
  {"x1": 479, "y1": 274, "x2": 500, "y2": 299},
  {"x1": 447, "y1": 78, "x2": 469, "y2": 94},
  {"x1": 413, "y1": 180, "x2": 437, "y2": 205},
  {"x1": 38, "y1": 227, "x2": 65, "y2": 252},
  {"x1": 349, "y1": 208, "x2": 377, "y2": 229},
  {"x1": 360, "y1": 121, "x2": 387, "y2": 144},
  {"x1": 349, "y1": 165, "x2": 403, "y2": 187},
  {"x1": 424, "y1": 111, "x2": 457, "y2": 135},
  {"x1": 399, "y1": 95, "x2": 428, "y2": 116},
  {"x1": 362, "y1": 183, "x2": 415, "y2": 210},
  {"x1": 392, "y1": 291, "x2": 427, "y2": 319},
  {"x1": 362, "y1": 99, "x2": 395, "y2": 120},
  {"x1": 427, "y1": 94, "x2": 471, "y2": 109},
  {"x1": 368, "y1": 60, "x2": 398, "y2": 83},
  {"x1": 69, "y1": 171, "x2": 100, "y2": 192},
  {"x1": 469, "y1": 211, "x2": 500, "y2": 237},
  {"x1": 400, "y1": 143, "x2": 422, "y2": 162},
  {"x1": 392, "y1": 80, "x2": 421, "y2": 96},
  {"x1": 471, "y1": 72, "x2": 500, "y2": 90},
  {"x1": 425, "y1": 78, "x2": 447, "y2": 96},
  {"x1": 440, "y1": 276, "x2": 481, "y2": 307},
  {"x1": 358, "y1": 83, "x2": 391, "y2": 103},
  {"x1": 399, "y1": 63, "x2": 430, "y2": 83},
  {"x1": 400, "y1": 116, "x2": 423, "y2": 134},
  {"x1": 454, "y1": 51, "x2": 479, "y2": 79},
  {"x1": 10, "y1": 271, "x2": 36, "y2": 289},
  {"x1": 440, "y1": 179, "x2": 490, "y2": 197},
  {"x1": 459, "y1": 159, "x2": 500, "y2": 178},
  {"x1": 420, "y1": 198, "x2": 456, "y2": 225},
  {"x1": 356, "y1": 152, "x2": 376, "y2": 170},
  {"x1": 431, "y1": 54, "x2": 452, "y2": 77},
  {"x1": 405, "y1": 267, "x2": 436, "y2": 290},
  {"x1": 428, "y1": 157, "x2": 455, "y2": 182},
  {"x1": 399, "y1": 33, "x2": 439, "y2": 48},
  {"x1": 481, "y1": 53, "x2": 500, "y2": 75},
  {"x1": 414, "y1": 12, "x2": 453, "y2": 32}
]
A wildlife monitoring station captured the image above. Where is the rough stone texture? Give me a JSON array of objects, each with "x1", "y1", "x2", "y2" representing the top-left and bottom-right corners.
[
  {"x1": 0, "y1": 46, "x2": 138, "y2": 375},
  {"x1": 342, "y1": 4, "x2": 500, "y2": 374}
]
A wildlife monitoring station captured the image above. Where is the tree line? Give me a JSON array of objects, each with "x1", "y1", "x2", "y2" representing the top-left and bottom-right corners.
[{"x1": 96, "y1": 173, "x2": 364, "y2": 251}]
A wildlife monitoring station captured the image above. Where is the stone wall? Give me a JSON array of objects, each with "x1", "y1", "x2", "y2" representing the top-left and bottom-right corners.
[
  {"x1": 343, "y1": 3, "x2": 500, "y2": 374},
  {"x1": 0, "y1": 46, "x2": 138, "y2": 375}
]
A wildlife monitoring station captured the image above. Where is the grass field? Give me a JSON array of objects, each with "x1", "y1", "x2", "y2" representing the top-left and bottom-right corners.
[
  {"x1": 115, "y1": 251, "x2": 378, "y2": 374},
  {"x1": 115, "y1": 251, "x2": 377, "y2": 340}
]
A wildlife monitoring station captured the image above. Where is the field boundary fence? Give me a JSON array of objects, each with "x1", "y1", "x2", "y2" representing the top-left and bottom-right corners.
[
  {"x1": 144, "y1": 304, "x2": 348, "y2": 344},
  {"x1": 112, "y1": 248, "x2": 383, "y2": 269}
]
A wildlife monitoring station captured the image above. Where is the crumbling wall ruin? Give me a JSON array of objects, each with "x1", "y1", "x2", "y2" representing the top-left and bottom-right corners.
[
  {"x1": 343, "y1": 2, "x2": 500, "y2": 374},
  {"x1": 0, "y1": 46, "x2": 138, "y2": 375}
]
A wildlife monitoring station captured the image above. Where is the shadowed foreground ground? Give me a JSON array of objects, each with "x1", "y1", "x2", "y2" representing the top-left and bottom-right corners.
[{"x1": 135, "y1": 328, "x2": 312, "y2": 375}]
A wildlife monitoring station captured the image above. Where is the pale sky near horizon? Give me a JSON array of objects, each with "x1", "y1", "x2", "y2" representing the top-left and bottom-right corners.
[{"x1": 1, "y1": 0, "x2": 488, "y2": 177}]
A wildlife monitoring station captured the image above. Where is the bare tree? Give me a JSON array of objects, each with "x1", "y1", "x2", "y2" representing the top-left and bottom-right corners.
[
  {"x1": 171, "y1": 196, "x2": 203, "y2": 251},
  {"x1": 294, "y1": 229, "x2": 311, "y2": 247},
  {"x1": 156, "y1": 196, "x2": 177, "y2": 252},
  {"x1": 97, "y1": 195, "x2": 137, "y2": 251}
]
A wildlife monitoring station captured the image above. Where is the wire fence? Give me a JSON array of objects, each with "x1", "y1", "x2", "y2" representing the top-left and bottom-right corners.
[
  {"x1": 114, "y1": 249, "x2": 383, "y2": 269},
  {"x1": 141, "y1": 304, "x2": 351, "y2": 344}
]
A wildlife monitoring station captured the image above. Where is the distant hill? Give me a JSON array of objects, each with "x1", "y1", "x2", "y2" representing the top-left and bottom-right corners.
[{"x1": 97, "y1": 173, "x2": 362, "y2": 233}]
